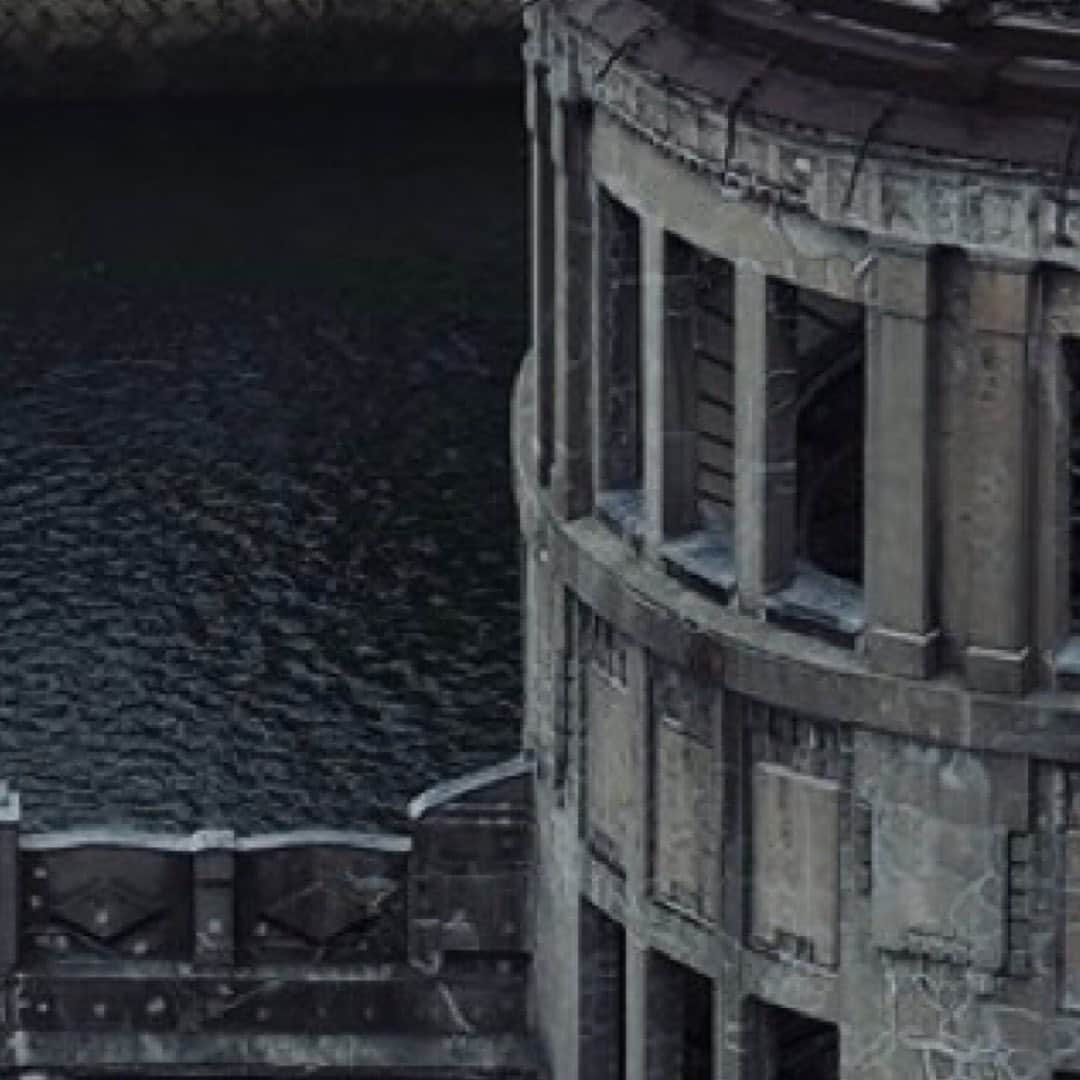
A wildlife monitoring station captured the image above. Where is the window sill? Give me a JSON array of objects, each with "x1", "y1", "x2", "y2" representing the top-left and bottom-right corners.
[
  {"x1": 596, "y1": 489, "x2": 645, "y2": 549},
  {"x1": 765, "y1": 561, "x2": 865, "y2": 649},
  {"x1": 659, "y1": 528, "x2": 736, "y2": 604}
]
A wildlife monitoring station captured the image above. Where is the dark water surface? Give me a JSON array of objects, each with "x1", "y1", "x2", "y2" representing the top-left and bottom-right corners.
[{"x1": 0, "y1": 88, "x2": 526, "y2": 832}]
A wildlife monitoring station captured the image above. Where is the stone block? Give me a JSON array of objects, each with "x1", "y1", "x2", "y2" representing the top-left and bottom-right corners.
[
  {"x1": 969, "y1": 261, "x2": 1032, "y2": 335},
  {"x1": 750, "y1": 762, "x2": 839, "y2": 967},
  {"x1": 867, "y1": 625, "x2": 940, "y2": 680},
  {"x1": 1062, "y1": 831, "x2": 1080, "y2": 1010},
  {"x1": 652, "y1": 720, "x2": 717, "y2": 921},
  {"x1": 587, "y1": 666, "x2": 637, "y2": 872},
  {"x1": 870, "y1": 246, "x2": 937, "y2": 320},
  {"x1": 872, "y1": 744, "x2": 1005, "y2": 972},
  {"x1": 964, "y1": 644, "x2": 1030, "y2": 696}
]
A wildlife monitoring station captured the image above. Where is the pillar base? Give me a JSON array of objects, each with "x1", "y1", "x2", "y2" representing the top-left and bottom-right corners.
[
  {"x1": 867, "y1": 625, "x2": 940, "y2": 679},
  {"x1": 964, "y1": 644, "x2": 1030, "y2": 696}
]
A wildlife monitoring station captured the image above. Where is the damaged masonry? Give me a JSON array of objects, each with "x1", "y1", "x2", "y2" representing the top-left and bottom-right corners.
[{"x1": 519, "y1": 0, "x2": 1080, "y2": 1077}]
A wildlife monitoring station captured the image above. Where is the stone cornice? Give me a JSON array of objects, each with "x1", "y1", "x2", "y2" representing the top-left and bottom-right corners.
[{"x1": 527, "y1": 0, "x2": 1080, "y2": 270}]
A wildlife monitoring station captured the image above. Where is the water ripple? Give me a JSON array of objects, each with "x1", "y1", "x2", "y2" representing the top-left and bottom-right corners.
[{"x1": 0, "y1": 285, "x2": 522, "y2": 833}]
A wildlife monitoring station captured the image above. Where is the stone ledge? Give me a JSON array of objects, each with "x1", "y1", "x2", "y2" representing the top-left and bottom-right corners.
[
  {"x1": 866, "y1": 625, "x2": 940, "y2": 680},
  {"x1": 964, "y1": 644, "x2": 1031, "y2": 696}
]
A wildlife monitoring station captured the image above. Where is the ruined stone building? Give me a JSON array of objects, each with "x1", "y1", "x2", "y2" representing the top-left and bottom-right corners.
[{"x1": 514, "y1": 2, "x2": 1080, "y2": 1077}]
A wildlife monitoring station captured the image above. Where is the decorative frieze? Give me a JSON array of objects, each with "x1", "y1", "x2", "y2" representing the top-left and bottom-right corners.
[{"x1": 542, "y1": 6, "x2": 1080, "y2": 266}]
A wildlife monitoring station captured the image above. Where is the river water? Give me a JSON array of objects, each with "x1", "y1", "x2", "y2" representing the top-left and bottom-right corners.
[{"x1": 0, "y1": 88, "x2": 526, "y2": 834}]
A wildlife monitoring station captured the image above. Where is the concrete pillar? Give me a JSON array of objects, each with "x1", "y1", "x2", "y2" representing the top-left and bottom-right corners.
[
  {"x1": 864, "y1": 243, "x2": 940, "y2": 678},
  {"x1": 735, "y1": 266, "x2": 798, "y2": 610},
  {"x1": 644, "y1": 227, "x2": 698, "y2": 546},
  {"x1": 550, "y1": 95, "x2": 594, "y2": 519},
  {"x1": 0, "y1": 784, "x2": 20, "y2": 981},
  {"x1": 963, "y1": 259, "x2": 1034, "y2": 694},
  {"x1": 528, "y1": 62, "x2": 556, "y2": 489},
  {"x1": 625, "y1": 935, "x2": 647, "y2": 1080},
  {"x1": 717, "y1": 697, "x2": 748, "y2": 1080},
  {"x1": 1031, "y1": 268, "x2": 1070, "y2": 681},
  {"x1": 192, "y1": 829, "x2": 235, "y2": 967}
]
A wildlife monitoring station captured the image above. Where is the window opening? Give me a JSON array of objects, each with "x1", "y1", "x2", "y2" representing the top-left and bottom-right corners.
[
  {"x1": 580, "y1": 900, "x2": 627, "y2": 1080},
  {"x1": 691, "y1": 247, "x2": 735, "y2": 531},
  {"x1": 793, "y1": 286, "x2": 865, "y2": 586},
  {"x1": 647, "y1": 950, "x2": 713, "y2": 1080},
  {"x1": 749, "y1": 999, "x2": 839, "y2": 1080},
  {"x1": 597, "y1": 189, "x2": 643, "y2": 533}
]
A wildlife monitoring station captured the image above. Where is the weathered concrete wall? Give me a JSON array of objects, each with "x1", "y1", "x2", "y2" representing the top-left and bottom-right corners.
[
  {"x1": 0, "y1": 0, "x2": 521, "y2": 97},
  {"x1": 516, "y1": 2, "x2": 1080, "y2": 1076}
]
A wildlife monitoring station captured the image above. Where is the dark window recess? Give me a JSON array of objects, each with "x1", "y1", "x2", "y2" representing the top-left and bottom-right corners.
[
  {"x1": 749, "y1": 1000, "x2": 839, "y2": 1080},
  {"x1": 598, "y1": 190, "x2": 643, "y2": 494},
  {"x1": 692, "y1": 251, "x2": 735, "y2": 528},
  {"x1": 647, "y1": 951, "x2": 713, "y2": 1080},
  {"x1": 793, "y1": 288, "x2": 865, "y2": 585},
  {"x1": 580, "y1": 901, "x2": 627, "y2": 1080},
  {"x1": 1067, "y1": 337, "x2": 1080, "y2": 633}
]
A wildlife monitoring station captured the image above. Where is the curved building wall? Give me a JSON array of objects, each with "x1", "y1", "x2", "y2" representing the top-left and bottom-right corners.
[{"x1": 516, "y1": 2, "x2": 1080, "y2": 1078}]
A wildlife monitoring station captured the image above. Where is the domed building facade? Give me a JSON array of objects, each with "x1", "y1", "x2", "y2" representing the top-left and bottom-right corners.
[{"x1": 514, "y1": 2, "x2": 1080, "y2": 1077}]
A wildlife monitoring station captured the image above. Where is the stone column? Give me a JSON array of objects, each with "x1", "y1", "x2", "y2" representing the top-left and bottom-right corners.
[
  {"x1": 644, "y1": 226, "x2": 697, "y2": 547},
  {"x1": 963, "y1": 259, "x2": 1033, "y2": 694},
  {"x1": 864, "y1": 244, "x2": 940, "y2": 678},
  {"x1": 0, "y1": 784, "x2": 20, "y2": 981},
  {"x1": 528, "y1": 62, "x2": 556, "y2": 489},
  {"x1": 192, "y1": 829, "x2": 235, "y2": 967},
  {"x1": 625, "y1": 934, "x2": 648, "y2": 1080},
  {"x1": 550, "y1": 92, "x2": 594, "y2": 519},
  {"x1": 1031, "y1": 267, "x2": 1071, "y2": 681},
  {"x1": 735, "y1": 266, "x2": 798, "y2": 610}
]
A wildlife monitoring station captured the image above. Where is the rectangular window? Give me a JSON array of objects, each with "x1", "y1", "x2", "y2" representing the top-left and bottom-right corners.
[
  {"x1": 580, "y1": 900, "x2": 626, "y2": 1080},
  {"x1": 596, "y1": 189, "x2": 643, "y2": 532},
  {"x1": 792, "y1": 285, "x2": 865, "y2": 586},
  {"x1": 747, "y1": 999, "x2": 839, "y2": 1080},
  {"x1": 761, "y1": 280, "x2": 865, "y2": 645},
  {"x1": 657, "y1": 233, "x2": 737, "y2": 596},
  {"x1": 692, "y1": 250, "x2": 736, "y2": 529},
  {"x1": 647, "y1": 950, "x2": 713, "y2": 1080}
]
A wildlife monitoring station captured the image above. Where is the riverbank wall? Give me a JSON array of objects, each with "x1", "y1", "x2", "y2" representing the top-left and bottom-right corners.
[{"x1": 0, "y1": 0, "x2": 522, "y2": 98}]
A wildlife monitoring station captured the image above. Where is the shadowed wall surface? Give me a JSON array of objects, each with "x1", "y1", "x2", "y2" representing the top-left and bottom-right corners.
[{"x1": 0, "y1": 0, "x2": 521, "y2": 96}]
